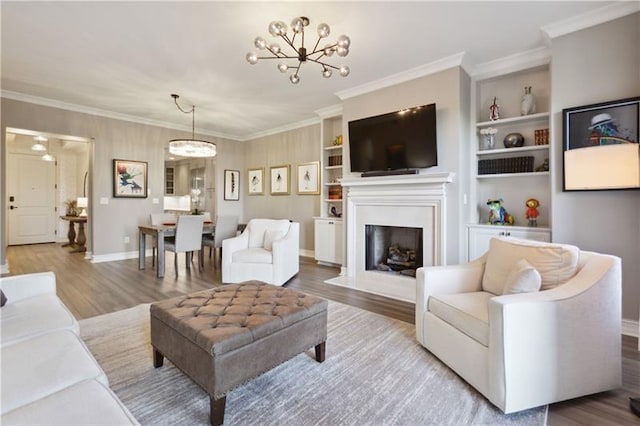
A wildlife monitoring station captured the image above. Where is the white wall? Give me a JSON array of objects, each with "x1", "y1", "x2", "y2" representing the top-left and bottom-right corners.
[{"x1": 550, "y1": 12, "x2": 640, "y2": 321}]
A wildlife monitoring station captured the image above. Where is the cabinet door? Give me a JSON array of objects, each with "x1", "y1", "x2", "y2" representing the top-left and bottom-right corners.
[{"x1": 314, "y1": 220, "x2": 343, "y2": 264}]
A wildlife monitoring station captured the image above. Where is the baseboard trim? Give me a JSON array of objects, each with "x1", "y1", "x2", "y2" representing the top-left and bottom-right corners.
[
  {"x1": 1, "y1": 262, "x2": 9, "y2": 274},
  {"x1": 622, "y1": 319, "x2": 639, "y2": 339},
  {"x1": 300, "y1": 249, "x2": 314, "y2": 259},
  {"x1": 91, "y1": 250, "x2": 151, "y2": 263}
]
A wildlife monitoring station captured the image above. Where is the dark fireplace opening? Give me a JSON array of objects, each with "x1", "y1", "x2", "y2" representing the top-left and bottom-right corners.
[{"x1": 365, "y1": 225, "x2": 423, "y2": 277}]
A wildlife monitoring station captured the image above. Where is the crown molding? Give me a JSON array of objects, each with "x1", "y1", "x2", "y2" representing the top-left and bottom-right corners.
[
  {"x1": 469, "y1": 46, "x2": 551, "y2": 80},
  {"x1": 240, "y1": 117, "x2": 321, "y2": 142},
  {"x1": 541, "y1": 1, "x2": 640, "y2": 40},
  {"x1": 1, "y1": 90, "x2": 243, "y2": 142},
  {"x1": 336, "y1": 52, "x2": 466, "y2": 100},
  {"x1": 315, "y1": 104, "x2": 342, "y2": 119}
]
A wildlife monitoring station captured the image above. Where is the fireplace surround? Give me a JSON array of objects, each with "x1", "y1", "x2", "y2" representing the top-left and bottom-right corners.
[{"x1": 326, "y1": 172, "x2": 454, "y2": 302}]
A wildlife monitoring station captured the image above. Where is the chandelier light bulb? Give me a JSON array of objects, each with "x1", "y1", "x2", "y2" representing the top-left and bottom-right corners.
[
  {"x1": 339, "y1": 66, "x2": 350, "y2": 77},
  {"x1": 269, "y1": 43, "x2": 281, "y2": 54},
  {"x1": 322, "y1": 68, "x2": 332, "y2": 78},
  {"x1": 254, "y1": 37, "x2": 267, "y2": 50},
  {"x1": 268, "y1": 21, "x2": 280, "y2": 36},
  {"x1": 317, "y1": 23, "x2": 330, "y2": 38},
  {"x1": 291, "y1": 17, "x2": 305, "y2": 34},
  {"x1": 337, "y1": 35, "x2": 351, "y2": 48},
  {"x1": 246, "y1": 52, "x2": 258, "y2": 64},
  {"x1": 277, "y1": 63, "x2": 288, "y2": 73},
  {"x1": 290, "y1": 74, "x2": 300, "y2": 84},
  {"x1": 336, "y1": 46, "x2": 349, "y2": 57}
]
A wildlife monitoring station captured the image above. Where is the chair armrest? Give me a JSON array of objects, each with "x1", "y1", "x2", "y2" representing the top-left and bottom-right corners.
[
  {"x1": 222, "y1": 231, "x2": 249, "y2": 258},
  {"x1": 487, "y1": 253, "x2": 622, "y2": 412},
  {"x1": 415, "y1": 256, "x2": 486, "y2": 344},
  {"x1": 0, "y1": 272, "x2": 57, "y2": 303},
  {"x1": 272, "y1": 222, "x2": 300, "y2": 284}
]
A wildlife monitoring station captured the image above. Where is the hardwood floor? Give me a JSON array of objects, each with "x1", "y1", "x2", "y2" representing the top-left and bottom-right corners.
[{"x1": 4, "y1": 243, "x2": 639, "y2": 425}]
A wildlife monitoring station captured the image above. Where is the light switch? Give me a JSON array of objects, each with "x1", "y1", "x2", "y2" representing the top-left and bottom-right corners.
[
  {"x1": 100, "y1": 197, "x2": 109, "y2": 205},
  {"x1": 152, "y1": 198, "x2": 159, "y2": 204}
]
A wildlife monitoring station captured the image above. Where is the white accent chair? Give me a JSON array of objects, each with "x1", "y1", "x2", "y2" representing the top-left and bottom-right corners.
[
  {"x1": 202, "y1": 215, "x2": 239, "y2": 265},
  {"x1": 150, "y1": 213, "x2": 177, "y2": 266},
  {"x1": 416, "y1": 237, "x2": 622, "y2": 414},
  {"x1": 222, "y1": 219, "x2": 299, "y2": 286},
  {"x1": 164, "y1": 215, "x2": 205, "y2": 275}
]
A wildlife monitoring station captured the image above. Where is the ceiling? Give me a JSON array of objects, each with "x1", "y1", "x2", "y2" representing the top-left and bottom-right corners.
[{"x1": 1, "y1": 1, "x2": 618, "y2": 141}]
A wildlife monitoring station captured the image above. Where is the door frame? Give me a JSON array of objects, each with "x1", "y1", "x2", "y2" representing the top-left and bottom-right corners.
[{"x1": 2, "y1": 127, "x2": 94, "y2": 272}]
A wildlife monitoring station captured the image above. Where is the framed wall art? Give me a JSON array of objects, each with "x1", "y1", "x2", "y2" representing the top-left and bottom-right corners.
[
  {"x1": 224, "y1": 169, "x2": 240, "y2": 201},
  {"x1": 297, "y1": 161, "x2": 320, "y2": 195},
  {"x1": 113, "y1": 159, "x2": 148, "y2": 198},
  {"x1": 270, "y1": 164, "x2": 290, "y2": 195},
  {"x1": 247, "y1": 167, "x2": 264, "y2": 195},
  {"x1": 563, "y1": 96, "x2": 639, "y2": 191}
]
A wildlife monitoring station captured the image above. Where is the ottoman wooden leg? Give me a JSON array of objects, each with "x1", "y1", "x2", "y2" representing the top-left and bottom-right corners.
[
  {"x1": 210, "y1": 396, "x2": 226, "y2": 426},
  {"x1": 315, "y1": 341, "x2": 326, "y2": 363},
  {"x1": 153, "y1": 348, "x2": 164, "y2": 368}
]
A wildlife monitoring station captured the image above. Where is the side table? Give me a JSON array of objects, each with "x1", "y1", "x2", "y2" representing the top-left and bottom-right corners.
[{"x1": 60, "y1": 216, "x2": 87, "y2": 253}]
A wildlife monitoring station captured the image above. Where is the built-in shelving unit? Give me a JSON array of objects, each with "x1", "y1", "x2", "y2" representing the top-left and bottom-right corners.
[{"x1": 467, "y1": 59, "x2": 552, "y2": 260}]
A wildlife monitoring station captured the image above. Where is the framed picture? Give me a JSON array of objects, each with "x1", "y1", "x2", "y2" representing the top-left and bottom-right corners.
[
  {"x1": 297, "y1": 161, "x2": 320, "y2": 195},
  {"x1": 113, "y1": 159, "x2": 147, "y2": 198},
  {"x1": 270, "y1": 164, "x2": 290, "y2": 195},
  {"x1": 247, "y1": 167, "x2": 264, "y2": 195},
  {"x1": 563, "y1": 96, "x2": 639, "y2": 191},
  {"x1": 224, "y1": 169, "x2": 240, "y2": 201}
]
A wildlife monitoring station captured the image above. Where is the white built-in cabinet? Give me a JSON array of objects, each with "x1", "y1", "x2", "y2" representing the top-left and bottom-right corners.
[
  {"x1": 468, "y1": 60, "x2": 552, "y2": 260},
  {"x1": 314, "y1": 106, "x2": 344, "y2": 266},
  {"x1": 314, "y1": 218, "x2": 343, "y2": 265},
  {"x1": 467, "y1": 224, "x2": 551, "y2": 261}
]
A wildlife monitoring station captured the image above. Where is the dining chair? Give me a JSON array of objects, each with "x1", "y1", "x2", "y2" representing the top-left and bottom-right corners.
[
  {"x1": 149, "y1": 213, "x2": 177, "y2": 266},
  {"x1": 164, "y1": 215, "x2": 204, "y2": 276},
  {"x1": 202, "y1": 215, "x2": 239, "y2": 266}
]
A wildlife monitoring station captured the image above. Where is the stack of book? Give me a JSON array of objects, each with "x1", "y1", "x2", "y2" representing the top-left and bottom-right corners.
[
  {"x1": 328, "y1": 187, "x2": 342, "y2": 199},
  {"x1": 328, "y1": 155, "x2": 343, "y2": 166},
  {"x1": 478, "y1": 156, "x2": 534, "y2": 175}
]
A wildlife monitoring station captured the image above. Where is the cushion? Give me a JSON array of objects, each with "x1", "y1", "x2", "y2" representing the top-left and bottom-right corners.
[
  {"x1": 232, "y1": 248, "x2": 273, "y2": 264},
  {"x1": 1, "y1": 289, "x2": 6, "y2": 307},
  {"x1": 502, "y1": 259, "x2": 542, "y2": 295},
  {"x1": 482, "y1": 237, "x2": 580, "y2": 294},
  {"x1": 1, "y1": 294, "x2": 79, "y2": 346},
  {"x1": 1, "y1": 330, "x2": 108, "y2": 414},
  {"x1": 2, "y1": 379, "x2": 138, "y2": 425},
  {"x1": 264, "y1": 229, "x2": 285, "y2": 251},
  {"x1": 248, "y1": 219, "x2": 290, "y2": 248},
  {"x1": 428, "y1": 291, "x2": 493, "y2": 347}
]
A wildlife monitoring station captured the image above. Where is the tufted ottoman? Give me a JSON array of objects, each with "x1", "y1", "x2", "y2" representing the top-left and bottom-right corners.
[{"x1": 150, "y1": 281, "x2": 328, "y2": 425}]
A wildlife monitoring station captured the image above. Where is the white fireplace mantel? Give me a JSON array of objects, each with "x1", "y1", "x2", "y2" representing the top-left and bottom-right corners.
[{"x1": 327, "y1": 172, "x2": 455, "y2": 302}]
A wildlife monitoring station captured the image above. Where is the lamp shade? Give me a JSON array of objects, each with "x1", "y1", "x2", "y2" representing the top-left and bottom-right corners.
[{"x1": 77, "y1": 197, "x2": 88, "y2": 217}]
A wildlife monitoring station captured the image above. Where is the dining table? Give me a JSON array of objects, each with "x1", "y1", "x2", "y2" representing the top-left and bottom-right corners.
[{"x1": 138, "y1": 221, "x2": 245, "y2": 278}]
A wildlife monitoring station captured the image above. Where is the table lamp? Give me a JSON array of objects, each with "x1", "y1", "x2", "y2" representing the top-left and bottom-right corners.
[{"x1": 77, "y1": 197, "x2": 88, "y2": 217}]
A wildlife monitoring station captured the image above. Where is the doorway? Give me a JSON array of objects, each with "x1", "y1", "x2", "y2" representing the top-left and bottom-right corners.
[{"x1": 5, "y1": 128, "x2": 92, "y2": 249}]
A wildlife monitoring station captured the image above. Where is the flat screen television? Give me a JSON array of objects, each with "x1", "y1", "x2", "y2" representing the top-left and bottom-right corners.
[{"x1": 348, "y1": 103, "x2": 437, "y2": 176}]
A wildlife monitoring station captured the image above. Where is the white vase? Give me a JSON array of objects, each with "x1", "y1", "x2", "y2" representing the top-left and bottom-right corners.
[{"x1": 521, "y1": 86, "x2": 535, "y2": 115}]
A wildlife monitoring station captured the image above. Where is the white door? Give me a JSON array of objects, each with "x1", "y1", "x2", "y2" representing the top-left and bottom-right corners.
[{"x1": 7, "y1": 153, "x2": 57, "y2": 245}]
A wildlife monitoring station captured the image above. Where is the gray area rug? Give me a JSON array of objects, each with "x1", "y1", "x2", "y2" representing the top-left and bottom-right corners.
[{"x1": 80, "y1": 301, "x2": 547, "y2": 425}]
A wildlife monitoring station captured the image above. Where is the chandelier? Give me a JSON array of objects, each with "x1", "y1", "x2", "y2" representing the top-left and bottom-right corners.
[
  {"x1": 246, "y1": 16, "x2": 350, "y2": 84},
  {"x1": 169, "y1": 94, "x2": 217, "y2": 158}
]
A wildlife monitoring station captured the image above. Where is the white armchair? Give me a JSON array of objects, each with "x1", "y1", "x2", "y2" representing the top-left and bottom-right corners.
[
  {"x1": 416, "y1": 237, "x2": 622, "y2": 414},
  {"x1": 222, "y1": 219, "x2": 299, "y2": 286}
]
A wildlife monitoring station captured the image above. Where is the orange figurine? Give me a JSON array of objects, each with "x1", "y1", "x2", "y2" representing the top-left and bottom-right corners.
[{"x1": 525, "y1": 198, "x2": 540, "y2": 227}]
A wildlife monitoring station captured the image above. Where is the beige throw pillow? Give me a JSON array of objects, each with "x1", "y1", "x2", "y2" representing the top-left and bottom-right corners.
[
  {"x1": 482, "y1": 237, "x2": 580, "y2": 294},
  {"x1": 502, "y1": 259, "x2": 542, "y2": 295}
]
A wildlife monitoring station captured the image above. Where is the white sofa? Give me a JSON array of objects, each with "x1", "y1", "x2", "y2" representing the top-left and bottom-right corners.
[
  {"x1": 0, "y1": 272, "x2": 138, "y2": 425},
  {"x1": 416, "y1": 237, "x2": 622, "y2": 413},
  {"x1": 222, "y1": 219, "x2": 299, "y2": 286}
]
